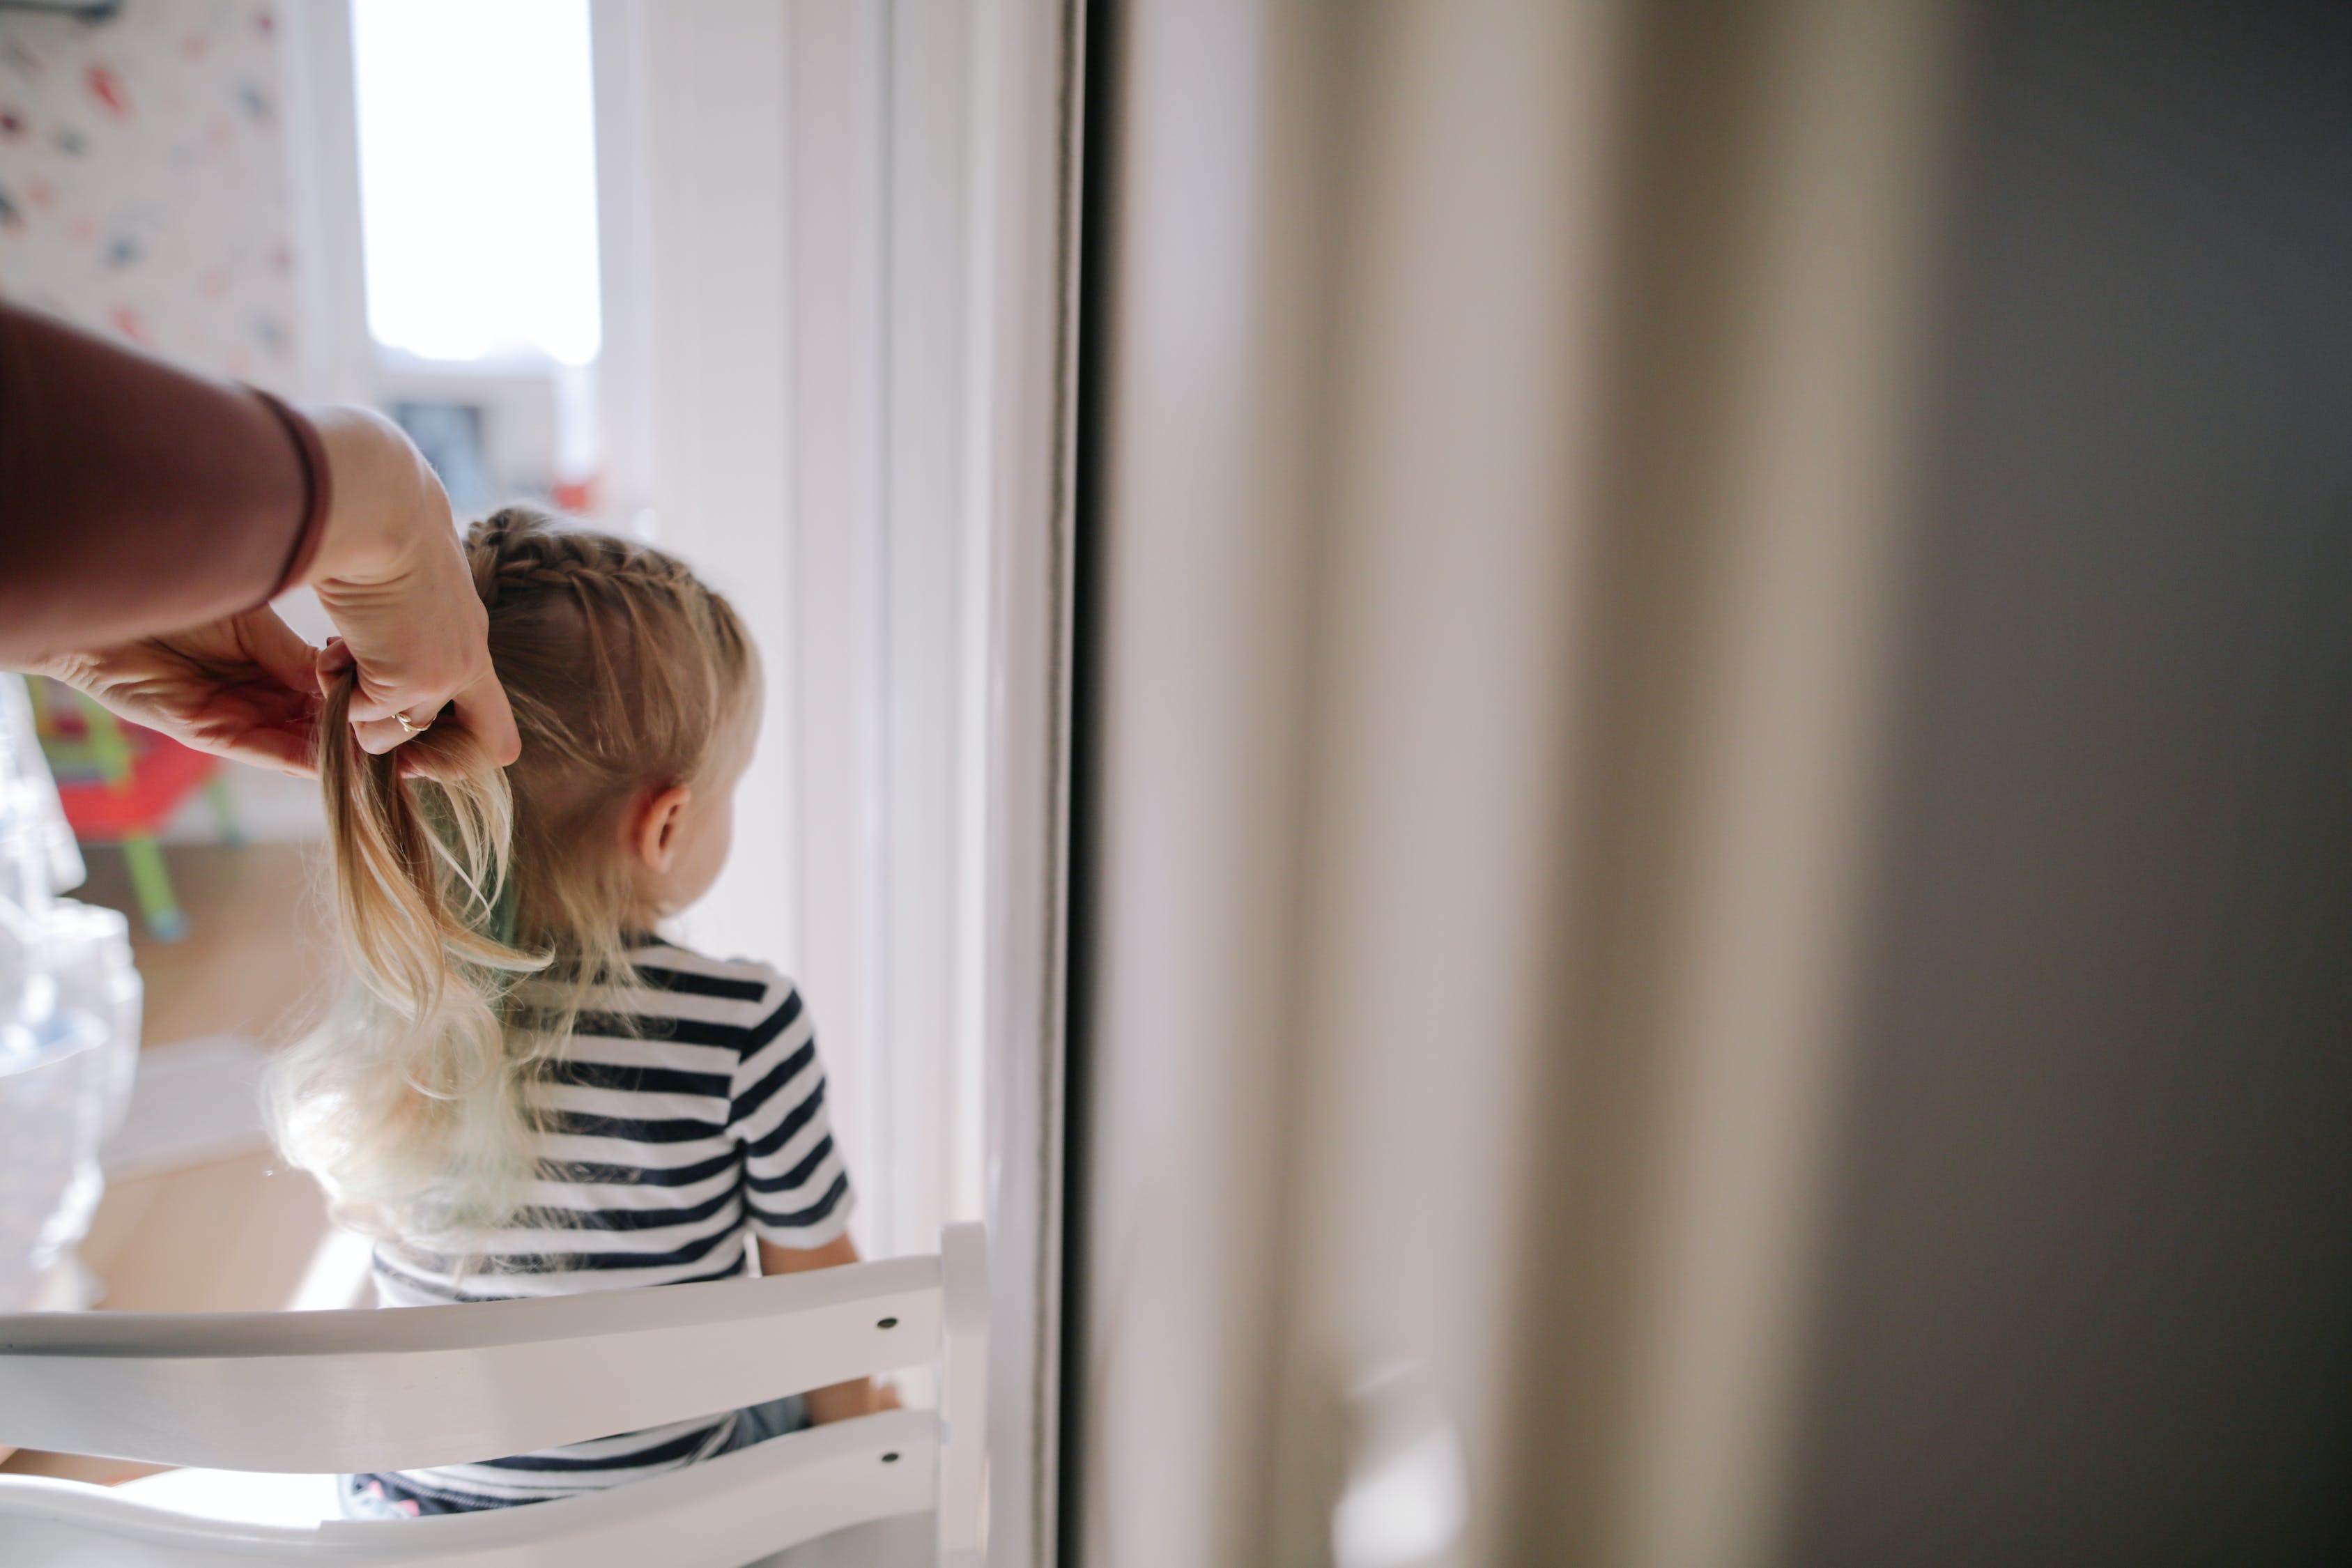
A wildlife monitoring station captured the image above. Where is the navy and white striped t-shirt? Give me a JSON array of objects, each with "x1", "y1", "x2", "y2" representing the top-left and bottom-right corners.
[{"x1": 353, "y1": 940, "x2": 854, "y2": 1515}]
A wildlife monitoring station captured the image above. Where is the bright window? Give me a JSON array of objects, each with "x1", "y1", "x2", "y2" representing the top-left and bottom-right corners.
[{"x1": 350, "y1": 0, "x2": 602, "y2": 365}]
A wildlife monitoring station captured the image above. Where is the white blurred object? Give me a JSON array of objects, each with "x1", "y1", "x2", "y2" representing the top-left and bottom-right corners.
[
  {"x1": 100, "y1": 1036, "x2": 270, "y2": 1181},
  {"x1": 0, "y1": 678, "x2": 143, "y2": 1314},
  {"x1": 110, "y1": 1467, "x2": 341, "y2": 1528},
  {"x1": 1331, "y1": 1362, "x2": 1470, "y2": 1568},
  {"x1": 1, "y1": 676, "x2": 82, "y2": 902}
]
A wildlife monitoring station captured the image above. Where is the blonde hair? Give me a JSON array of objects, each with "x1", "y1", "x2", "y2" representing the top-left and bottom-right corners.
[{"x1": 267, "y1": 507, "x2": 753, "y2": 1238}]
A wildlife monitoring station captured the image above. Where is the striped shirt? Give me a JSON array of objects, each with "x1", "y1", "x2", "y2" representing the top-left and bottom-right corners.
[{"x1": 353, "y1": 940, "x2": 854, "y2": 1515}]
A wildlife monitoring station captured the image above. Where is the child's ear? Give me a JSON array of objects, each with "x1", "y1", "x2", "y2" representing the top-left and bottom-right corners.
[{"x1": 628, "y1": 783, "x2": 694, "y2": 874}]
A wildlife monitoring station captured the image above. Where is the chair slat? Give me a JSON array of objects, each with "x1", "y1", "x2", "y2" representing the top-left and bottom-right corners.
[
  {"x1": 0, "y1": 1408, "x2": 938, "y2": 1567},
  {"x1": 0, "y1": 1258, "x2": 941, "y2": 1472}
]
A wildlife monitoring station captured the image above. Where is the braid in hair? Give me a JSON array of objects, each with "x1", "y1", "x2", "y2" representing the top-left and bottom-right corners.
[{"x1": 269, "y1": 506, "x2": 754, "y2": 1240}]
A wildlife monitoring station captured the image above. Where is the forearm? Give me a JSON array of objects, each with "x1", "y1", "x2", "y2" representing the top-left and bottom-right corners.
[
  {"x1": 0, "y1": 301, "x2": 327, "y2": 665},
  {"x1": 804, "y1": 1374, "x2": 894, "y2": 1424}
]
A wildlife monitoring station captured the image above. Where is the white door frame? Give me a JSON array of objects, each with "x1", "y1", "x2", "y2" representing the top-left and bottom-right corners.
[
  {"x1": 603, "y1": 3, "x2": 1082, "y2": 1560},
  {"x1": 973, "y1": 5, "x2": 1087, "y2": 1562}
]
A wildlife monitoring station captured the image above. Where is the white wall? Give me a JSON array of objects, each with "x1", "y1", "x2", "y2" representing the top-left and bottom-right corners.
[{"x1": 0, "y1": 2, "x2": 302, "y2": 392}]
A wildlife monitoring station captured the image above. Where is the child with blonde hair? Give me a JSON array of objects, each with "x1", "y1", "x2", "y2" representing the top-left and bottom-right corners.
[{"x1": 267, "y1": 507, "x2": 889, "y2": 1516}]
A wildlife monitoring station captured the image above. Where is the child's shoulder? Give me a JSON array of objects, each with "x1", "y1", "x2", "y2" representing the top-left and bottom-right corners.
[{"x1": 622, "y1": 938, "x2": 806, "y2": 1038}]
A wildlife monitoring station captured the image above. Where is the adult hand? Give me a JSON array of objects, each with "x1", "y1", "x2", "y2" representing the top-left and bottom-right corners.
[
  {"x1": 33, "y1": 607, "x2": 322, "y2": 774},
  {"x1": 305, "y1": 406, "x2": 519, "y2": 766}
]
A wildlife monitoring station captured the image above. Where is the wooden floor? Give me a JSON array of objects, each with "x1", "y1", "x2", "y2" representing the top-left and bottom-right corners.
[{"x1": 1, "y1": 842, "x2": 348, "y2": 1486}]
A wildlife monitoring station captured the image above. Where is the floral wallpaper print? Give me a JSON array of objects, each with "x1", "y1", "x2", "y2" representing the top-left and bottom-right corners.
[{"x1": 0, "y1": 1, "x2": 298, "y2": 390}]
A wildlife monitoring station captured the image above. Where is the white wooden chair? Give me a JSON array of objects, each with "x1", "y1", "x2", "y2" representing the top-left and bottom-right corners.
[{"x1": 0, "y1": 1223, "x2": 986, "y2": 1567}]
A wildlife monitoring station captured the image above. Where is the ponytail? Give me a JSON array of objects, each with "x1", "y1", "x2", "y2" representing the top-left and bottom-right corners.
[{"x1": 268, "y1": 672, "x2": 548, "y2": 1236}]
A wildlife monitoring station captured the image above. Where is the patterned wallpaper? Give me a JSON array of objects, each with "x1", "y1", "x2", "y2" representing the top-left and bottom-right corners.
[{"x1": 0, "y1": 1, "x2": 298, "y2": 390}]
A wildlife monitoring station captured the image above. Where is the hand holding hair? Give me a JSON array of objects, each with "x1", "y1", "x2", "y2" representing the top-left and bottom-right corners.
[
  {"x1": 33, "y1": 606, "x2": 328, "y2": 773},
  {"x1": 1, "y1": 302, "x2": 518, "y2": 769},
  {"x1": 29, "y1": 406, "x2": 521, "y2": 776},
  {"x1": 304, "y1": 407, "x2": 520, "y2": 769}
]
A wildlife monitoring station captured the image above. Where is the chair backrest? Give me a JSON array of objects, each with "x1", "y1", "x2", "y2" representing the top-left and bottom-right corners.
[{"x1": 0, "y1": 1222, "x2": 987, "y2": 1567}]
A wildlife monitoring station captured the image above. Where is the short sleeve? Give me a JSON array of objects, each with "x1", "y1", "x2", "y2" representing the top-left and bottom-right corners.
[{"x1": 728, "y1": 978, "x2": 855, "y2": 1249}]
